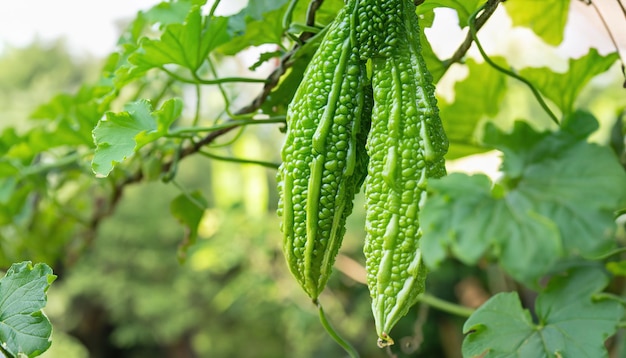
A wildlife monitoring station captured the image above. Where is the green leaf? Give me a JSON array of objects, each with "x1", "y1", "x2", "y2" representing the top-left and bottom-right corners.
[
  {"x1": 29, "y1": 85, "x2": 115, "y2": 148},
  {"x1": 260, "y1": 28, "x2": 328, "y2": 114},
  {"x1": 305, "y1": 0, "x2": 344, "y2": 26},
  {"x1": 416, "y1": 0, "x2": 483, "y2": 27},
  {"x1": 282, "y1": 0, "x2": 343, "y2": 36},
  {"x1": 218, "y1": 0, "x2": 290, "y2": 55},
  {"x1": 0, "y1": 177, "x2": 17, "y2": 204},
  {"x1": 92, "y1": 98, "x2": 182, "y2": 177},
  {"x1": 231, "y1": 0, "x2": 290, "y2": 20},
  {"x1": 491, "y1": 113, "x2": 625, "y2": 255},
  {"x1": 606, "y1": 260, "x2": 626, "y2": 276},
  {"x1": 438, "y1": 58, "x2": 507, "y2": 158},
  {"x1": 462, "y1": 269, "x2": 624, "y2": 357},
  {"x1": 170, "y1": 191, "x2": 208, "y2": 262},
  {"x1": 421, "y1": 173, "x2": 562, "y2": 283},
  {"x1": 1, "y1": 131, "x2": 35, "y2": 163},
  {"x1": 0, "y1": 128, "x2": 20, "y2": 156},
  {"x1": 129, "y1": 7, "x2": 230, "y2": 72},
  {"x1": 0, "y1": 261, "x2": 56, "y2": 358},
  {"x1": 135, "y1": 98, "x2": 183, "y2": 146},
  {"x1": 143, "y1": 0, "x2": 203, "y2": 27},
  {"x1": 504, "y1": 0, "x2": 570, "y2": 45},
  {"x1": 115, "y1": 1, "x2": 207, "y2": 50},
  {"x1": 519, "y1": 49, "x2": 619, "y2": 116},
  {"x1": 248, "y1": 50, "x2": 283, "y2": 71},
  {"x1": 422, "y1": 112, "x2": 626, "y2": 284},
  {"x1": 141, "y1": 156, "x2": 164, "y2": 182}
]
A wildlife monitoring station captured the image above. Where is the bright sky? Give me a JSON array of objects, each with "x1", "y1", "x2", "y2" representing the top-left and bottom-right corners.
[
  {"x1": 0, "y1": 0, "x2": 252, "y2": 57},
  {"x1": 1, "y1": 0, "x2": 623, "y2": 60},
  {"x1": 0, "y1": 0, "x2": 166, "y2": 56}
]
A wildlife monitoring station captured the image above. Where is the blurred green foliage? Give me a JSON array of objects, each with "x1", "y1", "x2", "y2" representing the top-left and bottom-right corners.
[
  {"x1": 0, "y1": 40, "x2": 100, "y2": 130},
  {"x1": 37, "y1": 154, "x2": 458, "y2": 357},
  {"x1": 1, "y1": 0, "x2": 624, "y2": 357}
]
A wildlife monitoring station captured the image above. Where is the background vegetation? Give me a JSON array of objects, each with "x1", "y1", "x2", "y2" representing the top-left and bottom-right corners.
[{"x1": 1, "y1": 0, "x2": 625, "y2": 357}]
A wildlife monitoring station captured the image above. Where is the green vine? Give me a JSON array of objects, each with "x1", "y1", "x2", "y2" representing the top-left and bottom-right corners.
[
  {"x1": 199, "y1": 150, "x2": 280, "y2": 169},
  {"x1": 468, "y1": 4, "x2": 560, "y2": 125},
  {"x1": 417, "y1": 293, "x2": 475, "y2": 318}
]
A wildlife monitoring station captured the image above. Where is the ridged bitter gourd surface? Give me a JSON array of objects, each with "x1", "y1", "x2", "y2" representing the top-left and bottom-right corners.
[
  {"x1": 362, "y1": 0, "x2": 448, "y2": 347},
  {"x1": 277, "y1": 0, "x2": 372, "y2": 301}
]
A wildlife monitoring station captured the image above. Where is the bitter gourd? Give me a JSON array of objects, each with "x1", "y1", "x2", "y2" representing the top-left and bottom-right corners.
[
  {"x1": 277, "y1": 0, "x2": 372, "y2": 301},
  {"x1": 362, "y1": 0, "x2": 448, "y2": 347}
]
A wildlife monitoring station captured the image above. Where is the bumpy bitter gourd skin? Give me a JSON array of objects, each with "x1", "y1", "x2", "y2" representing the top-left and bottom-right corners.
[
  {"x1": 362, "y1": 0, "x2": 448, "y2": 347},
  {"x1": 277, "y1": 0, "x2": 372, "y2": 301}
]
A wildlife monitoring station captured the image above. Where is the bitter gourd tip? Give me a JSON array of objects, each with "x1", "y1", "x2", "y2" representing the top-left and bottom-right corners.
[{"x1": 376, "y1": 332, "x2": 394, "y2": 348}]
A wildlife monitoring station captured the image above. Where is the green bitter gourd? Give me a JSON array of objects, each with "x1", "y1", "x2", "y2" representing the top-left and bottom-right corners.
[
  {"x1": 277, "y1": 0, "x2": 372, "y2": 301},
  {"x1": 361, "y1": 0, "x2": 448, "y2": 347}
]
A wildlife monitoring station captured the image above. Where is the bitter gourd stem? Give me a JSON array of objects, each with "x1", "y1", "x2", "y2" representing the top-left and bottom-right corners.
[
  {"x1": 317, "y1": 301, "x2": 360, "y2": 358},
  {"x1": 208, "y1": 0, "x2": 221, "y2": 17},
  {"x1": 282, "y1": 0, "x2": 300, "y2": 30},
  {"x1": 468, "y1": 4, "x2": 560, "y2": 125},
  {"x1": 417, "y1": 293, "x2": 474, "y2": 318},
  {"x1": 198, "y1": 151, "x2": 280, "y2": 169}
]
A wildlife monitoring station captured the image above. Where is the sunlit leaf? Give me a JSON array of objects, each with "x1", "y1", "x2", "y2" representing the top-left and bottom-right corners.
[
  {"x1": 92, "y1": 98, "x2": 182, "y2": 177},
  {"x1": 218, "y1": 0, "x2": 290, "y2": 55},
  {"x1": 519, "y1": 49, "x2": 619, "y2": 115},
  {"x1": 438, "y1": 58, "x2": 507, "y2": 159},
  {"x1": 129, "y1": 7, "x2": 230, "y2": 72},
  {"x1": 504, "y1": 0, "x2": 570, "y2": 45},
  {"x1": 0, "y1": 261, "x2": 56, "y2": 358}
]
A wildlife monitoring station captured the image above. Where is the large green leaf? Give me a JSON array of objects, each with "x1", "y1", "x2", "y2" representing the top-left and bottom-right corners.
[
  {"x1": 416, "y1": 0, "x2": 484, "y2": 27},
  {"x1": 218, "y1": 0, "x2": 290, "y2": 55},
  {"x1": 438, "y1": 58, "x2": 507, "y2": 159},
  {"x1": 0, "y1": 262, "x2": 56, "y2": 358},
  {"x1": 421, "y1": 173, "x2": 563, "y2": 283},
  {"x1": 129, "y1": 7, "x2": 230, "y2": 72},
  {"x1": 92, "y1": 98, "x2": 182, "y2": 177},
  {"x1": 421, "y1": 112, "x2": 626, "y2": 284},
  {"x1": 504, "y1": 0, "x2": 570, "y2": 45},
  {"x1": 519, "y1": 49, "x2": 619, "y2": 116},
  {"x1": 487, "y1": 112, "x2": 626, "y2": 258},
  {"x1": 462, "y1": 269, "x2": 623, "y2": 357}
]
